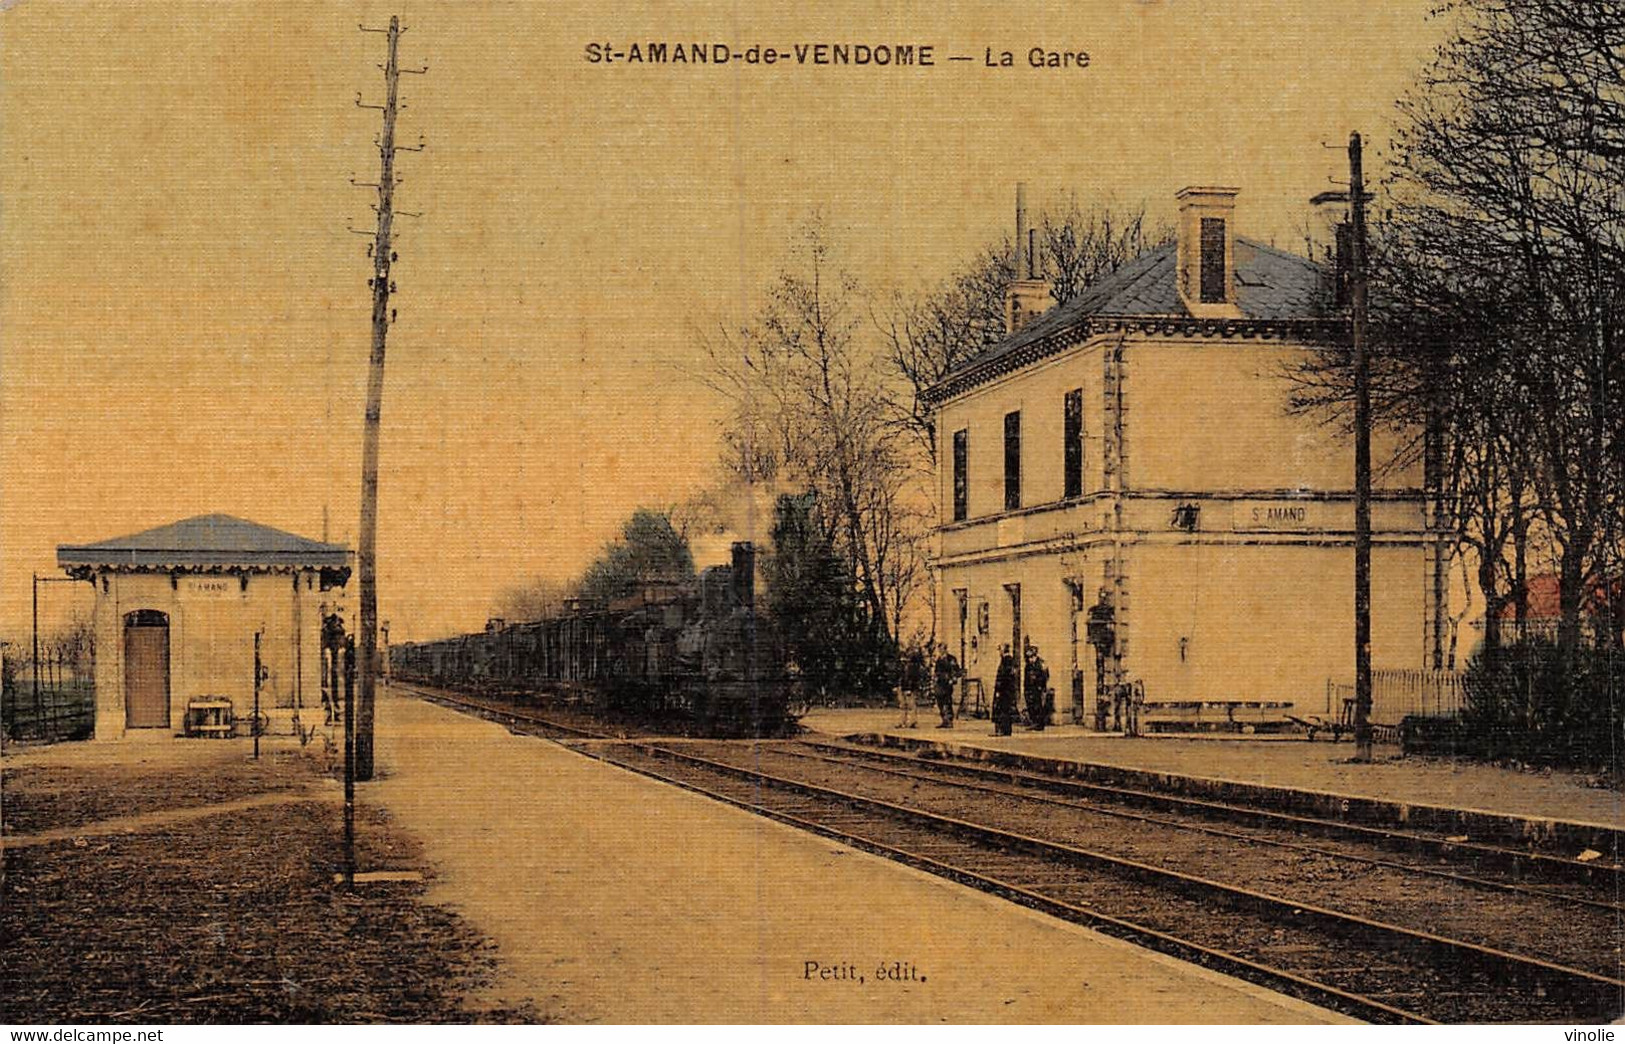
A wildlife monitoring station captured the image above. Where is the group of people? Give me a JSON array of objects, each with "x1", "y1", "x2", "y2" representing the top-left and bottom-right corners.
[
  {"x1": 896, "y1": 643, "x2": 967, "y2": 728},
  {"x1": 897, "y1": 640, "x2": 1053, "y2": 736},
  {"x1": 993, "y1": 640, "x2": 1052, "y2": 736}
]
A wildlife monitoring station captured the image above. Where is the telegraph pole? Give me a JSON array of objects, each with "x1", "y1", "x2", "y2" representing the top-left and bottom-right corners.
[
  {"x1": 353, "y1": 16, "x2": 424, "y2": 781},
  {"x1": 1349, "y1": 132, "x2": 1374, "y2": 763}
]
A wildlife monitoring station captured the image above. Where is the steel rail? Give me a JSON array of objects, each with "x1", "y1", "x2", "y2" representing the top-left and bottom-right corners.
[
  {"x1": 391, "y1": 682, "x2": 607, "y2": 739},
  {"x1": 805, "y1": 738, "x2": 1624, "y2": 889},
  {"x1": 764, "y1": 741, "x2": 1625, "y2": 915}
]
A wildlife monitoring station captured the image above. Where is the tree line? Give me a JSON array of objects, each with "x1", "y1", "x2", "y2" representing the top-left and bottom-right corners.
[{"x1": 1287, "y1": 0, "x2": 1622, "y2": 770}]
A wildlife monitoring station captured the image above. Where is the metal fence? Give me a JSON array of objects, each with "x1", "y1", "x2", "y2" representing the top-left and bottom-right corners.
[
  {"x1": 1, "y1": 660, "x2": 95, "y2": 743},
  {"x1": 1326, "y1": 669, "x2": 1467, "y2": 725}
]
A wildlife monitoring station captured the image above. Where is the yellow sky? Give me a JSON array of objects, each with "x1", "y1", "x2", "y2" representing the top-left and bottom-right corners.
[{"x1": 2, "y1": 0, "x2": 1443, "y2": 642}]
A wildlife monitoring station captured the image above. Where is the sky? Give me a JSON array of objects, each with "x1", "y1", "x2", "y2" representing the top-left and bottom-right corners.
[{"x1": 1, "y1": 0, "x2": 1445, "y2": 642}]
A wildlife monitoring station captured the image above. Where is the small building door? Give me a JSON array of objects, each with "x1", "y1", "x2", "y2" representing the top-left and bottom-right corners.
[{"x1": 124, "y1": 610, "x2": 170, "y2": 728}]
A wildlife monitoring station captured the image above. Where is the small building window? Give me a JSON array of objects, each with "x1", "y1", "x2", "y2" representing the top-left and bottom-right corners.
[
  {"x1": 1063, "y1": 388, "x2": 1083, "y2": 499},
  {"x1": 1004, "y1": 411, "x2": 1021, "y2": 511},
  {"x1": 1200, "y1": 217, "x2": 1226, "y2": 304},
  {"x1": 952, "y1": 429, "x2": 969, "y2": 522}
]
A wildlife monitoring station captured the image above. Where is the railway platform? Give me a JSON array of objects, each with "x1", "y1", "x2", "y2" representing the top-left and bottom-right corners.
[
  {"x1": 365, "y1": 686, "x2": 1346, "y2": 1023},
  {"x1": 803, "y1": 708, "x2": 1621, "y2": 852}
]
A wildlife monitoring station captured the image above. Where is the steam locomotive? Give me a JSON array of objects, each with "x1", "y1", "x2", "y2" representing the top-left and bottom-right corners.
[{"x1": 390, "y1": 542, "x2": 795, "y2": 737}]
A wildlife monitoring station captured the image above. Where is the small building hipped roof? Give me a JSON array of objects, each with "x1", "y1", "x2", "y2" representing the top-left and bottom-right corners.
[{"x1": 58, "y1": 514, "x2": 351, "y2": 574}]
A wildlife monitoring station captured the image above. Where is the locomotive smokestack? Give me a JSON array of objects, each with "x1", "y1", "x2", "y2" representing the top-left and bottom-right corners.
[{"x1": 730, "y1": 541, "x2": 755, "y2": 608}]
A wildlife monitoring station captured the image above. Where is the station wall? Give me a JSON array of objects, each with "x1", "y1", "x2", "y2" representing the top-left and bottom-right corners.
[{"x1": 89, "y1": 570, "x2": 339, "y2": 739}]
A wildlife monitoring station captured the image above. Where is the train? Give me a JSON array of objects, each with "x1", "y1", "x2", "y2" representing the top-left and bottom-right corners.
[{"x1": 389, "y1": 542, "x2": 797, "y2": 737}]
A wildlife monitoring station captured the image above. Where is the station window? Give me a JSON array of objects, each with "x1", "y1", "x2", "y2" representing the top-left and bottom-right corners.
[
  {"x1": 952, "y1": 429, "x2": 969, "y2": 522},
  {"x1": 1004, "y1": 411, "x2": 1021, "y2": 511},
  {"x1": 1063, "y1": 388, "x2": 1083, "y2": 499}
]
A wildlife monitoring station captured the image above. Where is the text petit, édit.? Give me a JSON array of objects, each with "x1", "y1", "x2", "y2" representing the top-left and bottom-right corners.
[{"x1": 803, "y1": 960, "x2": 926, "y2": 985}]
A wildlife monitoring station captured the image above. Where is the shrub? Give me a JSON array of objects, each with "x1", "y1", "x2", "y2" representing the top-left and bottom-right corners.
[{"x1": 1461, "y1": 638, "x2": 1623, "y2": 775}]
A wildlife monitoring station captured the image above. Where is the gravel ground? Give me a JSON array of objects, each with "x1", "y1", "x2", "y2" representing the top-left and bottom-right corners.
[{"x1": 1, "y1": 746, "x2": 541, "y2": 1024}]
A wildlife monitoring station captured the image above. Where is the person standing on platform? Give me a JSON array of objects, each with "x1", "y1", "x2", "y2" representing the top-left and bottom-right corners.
[
  {"x1": 896, "y1": 645, "x2": 924, "y2": 729},
  {"x1": 932, "y1": 644, "x2": 961, "y2": 728},
  {"x1": 992, "y1": 644, "x2": 1018, "y2": 736},
  {"x1": 1023, "y1": 640, "x2": 1051, "y2": 731}
]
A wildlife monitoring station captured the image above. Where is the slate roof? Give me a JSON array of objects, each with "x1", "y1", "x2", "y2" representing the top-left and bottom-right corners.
[
  {"x1": 59, "y1": 514, "x2": 351, "y2": 571},
  {"x1": 932, "y1": 237, "x2": 1335, "y2": 398}
]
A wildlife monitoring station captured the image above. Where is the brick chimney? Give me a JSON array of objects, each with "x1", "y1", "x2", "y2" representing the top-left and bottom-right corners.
[
  {"x1": 1307, "y1": 189, "x2": 1353, "y2": 308},
  {"x1": 1306, "y1": 190, "x2": 1349, "y2": 265},
  {"x1": 1004, "y1": 182, "x2": 1053, "y2": 334},
  {"x1": 1175, "y1": 186, "x2": 1241, "y2": 319}
]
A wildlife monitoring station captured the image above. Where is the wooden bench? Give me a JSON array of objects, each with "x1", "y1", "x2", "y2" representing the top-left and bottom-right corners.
[
  {"x1": 185, "y1": 698, "x2": 234, "y2": 738},
  {"x1": 1141, "y1": 699, "x2": 1295, "y2": 734}
]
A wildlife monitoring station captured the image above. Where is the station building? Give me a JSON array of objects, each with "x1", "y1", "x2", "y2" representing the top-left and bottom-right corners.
[
  {"x1": 927, "y1": 186, "x2": 1446, "y2": 727},
  {"x1": 57, "y1": 514, "x2": 351, "y2": 739}
]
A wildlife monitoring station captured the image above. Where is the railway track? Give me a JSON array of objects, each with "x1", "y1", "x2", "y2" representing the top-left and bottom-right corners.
[
  {"x1": 402, "y1": 685, "x2": 1625, "y2": 1024},
  {"x1": 804, "y1": 738, "x2": 1624, "y2": 892},
  {"x1": 784, "y1": 740, "x2": 1625, "y2": 906},
  {"x1": 392, "y1": 683, "x2": 612, "y2": 741}
]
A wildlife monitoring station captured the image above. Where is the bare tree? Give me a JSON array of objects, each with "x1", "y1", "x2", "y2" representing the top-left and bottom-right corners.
[
  {"x1": 703, "y1": 219, "x2": 924, "y2": 650},
  {"x1": 883, "y1": 198, "x2": 1168, "y2": 463},
  {"x1": 1384, "y1": 0, "x2": 1625, "y2": 658},
  {"x1": 491, "y1": 577, "x2": 575, "y2": 623}
]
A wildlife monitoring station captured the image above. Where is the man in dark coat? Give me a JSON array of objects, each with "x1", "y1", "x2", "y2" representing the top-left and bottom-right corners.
[
  {"x1": 992, "y1": 644, "x2": 1019, "y2": 736},
  {"x1": 932, "y1": 644, "x2": 961, "y2": 728},
  {"x1": 1023, "y1": 640, "x2": 1051, "y2": 730}
]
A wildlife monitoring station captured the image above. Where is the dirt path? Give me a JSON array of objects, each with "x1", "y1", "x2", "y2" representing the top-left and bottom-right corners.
[
  {"x1": 367, "y1": 689, "x2": 1348, "y2": 1024},
  {"x1": 1, "y1": 786, "x2": 339, "y2": 849}
]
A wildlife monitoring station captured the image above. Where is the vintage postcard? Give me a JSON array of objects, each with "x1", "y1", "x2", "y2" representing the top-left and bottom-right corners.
[{"x1": 3, "y1": 0, "x2": 1621, "y2": 1030}]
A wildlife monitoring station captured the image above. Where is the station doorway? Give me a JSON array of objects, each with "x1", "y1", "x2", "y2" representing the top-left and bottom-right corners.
[{"x1": 123, "y1": 609, "x2": 170, "y2": 728}]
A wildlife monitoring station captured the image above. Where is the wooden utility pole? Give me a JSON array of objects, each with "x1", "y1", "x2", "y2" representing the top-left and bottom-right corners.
[
  {"x1": 354, "y1": 15, "x2": 423, "y2": 780},
  {"x1": 1349, "y1": 132, "x2": 1374, "y2": 763}
]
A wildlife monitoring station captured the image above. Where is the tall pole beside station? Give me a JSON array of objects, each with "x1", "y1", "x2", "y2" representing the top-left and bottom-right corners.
[
  {"x1": 1349, "y1": 132, "x2": 1374, "y2": 763},
  {"x1": 354, "y1": 15, "x2": 423, "y2": 780}
]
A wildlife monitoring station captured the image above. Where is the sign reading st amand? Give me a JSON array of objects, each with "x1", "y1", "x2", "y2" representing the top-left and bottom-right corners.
[
  {"x1": 184, "y1": 577, "x2": 239, "y2": 600},
  {"x1": 1234, "y1": 501, "x2": 1318, "y2": 531}
]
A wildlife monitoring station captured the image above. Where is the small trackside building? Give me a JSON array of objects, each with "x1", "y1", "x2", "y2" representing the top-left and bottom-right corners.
[
  {"x1": 926, "y1": 186, "x2": 1448, "y2": 729},
  {"x1": 57, "y1": 514, "x2": 351, "y2": 740}
]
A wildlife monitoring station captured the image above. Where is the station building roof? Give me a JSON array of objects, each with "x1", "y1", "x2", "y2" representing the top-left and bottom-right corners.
[
  {"x1": 58, "y1": 513, "x2": 351, "y2": 575},
  {"x1": 925, "y1": 238, "x2": 1341, "y2": 405}
]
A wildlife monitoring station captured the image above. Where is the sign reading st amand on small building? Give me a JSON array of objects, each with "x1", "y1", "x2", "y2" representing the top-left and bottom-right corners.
[{"x1": 184, "y1": 576, "x2": 240, "y2": 600}]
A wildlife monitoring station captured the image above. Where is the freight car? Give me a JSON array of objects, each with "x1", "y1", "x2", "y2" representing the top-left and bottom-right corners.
[{"x1": 391, "y1": 542, "x2": 794, "y2": 736}]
